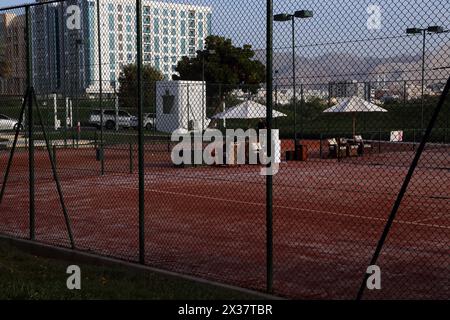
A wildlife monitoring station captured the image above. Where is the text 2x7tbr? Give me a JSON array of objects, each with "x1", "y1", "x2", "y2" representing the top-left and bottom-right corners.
[{"x1": 178, "y1": 305, "x2": 273, "y2": 317}]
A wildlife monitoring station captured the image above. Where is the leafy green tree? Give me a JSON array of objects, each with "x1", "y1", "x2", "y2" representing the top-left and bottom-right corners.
[
  {"x1": 173, "y1": 35, "x2": 266, "y2": 114},
  {"x1": 117, "y1": 64, "x2": 164, "y2": 110}
]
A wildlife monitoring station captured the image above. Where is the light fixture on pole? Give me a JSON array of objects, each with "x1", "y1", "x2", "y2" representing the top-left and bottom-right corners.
[
  {"x1": 274, "y1": 10, "x2": 313, "y2": 159},
  {"x1": 406, "y1": 25, "x2": 446, "y2": 132}
]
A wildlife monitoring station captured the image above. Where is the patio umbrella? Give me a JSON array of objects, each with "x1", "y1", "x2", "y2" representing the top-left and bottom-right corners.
[
  {"x1": 212, "y1": 100, "x2": 287, "y2": 120},
  {"x1": 323, "y1": 96, "x2": 388, "y2": 136}
]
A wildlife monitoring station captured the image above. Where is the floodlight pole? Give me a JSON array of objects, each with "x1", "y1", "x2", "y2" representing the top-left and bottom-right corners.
[
  {"x1": 291, "y1": 17, "x2": 297, "y2": 154},
  {"x1": 420, "y1": 30, "x2": 426, "y2": 132},
  {"x1": 274, "y1": 10, "x2": 313, "y2": 159},
  {"x1": 406, "y1": 26, "x2": 446, "y2": 133}
]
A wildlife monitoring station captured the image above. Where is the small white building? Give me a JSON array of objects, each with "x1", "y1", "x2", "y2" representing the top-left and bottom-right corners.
[{"x1": 156, "y1": 80, "x2": 210, "y2": 133}]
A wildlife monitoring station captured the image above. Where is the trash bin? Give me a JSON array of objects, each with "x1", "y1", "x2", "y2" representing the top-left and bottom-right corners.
[{"x1": 295, "y1": 142, "x2": 308, "y2": 161}]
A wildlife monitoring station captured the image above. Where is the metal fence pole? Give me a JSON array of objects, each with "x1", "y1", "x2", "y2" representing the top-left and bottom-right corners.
[
  {"x1": 25, "y1": 6, "x2": 35, "y2": 240},
  {"x1": 96, "y1": 0, "x2": 104, "y2": 175},
  {"x1": 357, "y1": 75, "x2": 450, "y2": 300},
  {"x1": 266, "y1": 0, "x2": 274, "y2": 294},
  {"x1": 136, "y1": 0, "x2": 146, "y2": 265}
]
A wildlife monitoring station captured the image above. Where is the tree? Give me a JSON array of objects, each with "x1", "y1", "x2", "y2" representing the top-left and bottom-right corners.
[
  {"x1": 173, "y1": 35, "x2": 266, "y2": 113},
  {"x1": 117, "y1": 64, "x2": 164, "y2": 110}
]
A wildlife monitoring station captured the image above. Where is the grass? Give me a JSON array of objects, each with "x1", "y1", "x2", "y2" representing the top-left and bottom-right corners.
[{"x1": 0, "y1": 241, "x2": 262, "y2": 300}]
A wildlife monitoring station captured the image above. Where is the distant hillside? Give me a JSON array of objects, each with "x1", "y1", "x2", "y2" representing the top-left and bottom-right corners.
[{"x1": 255, "y1": 42, "x2": 449, "y2": 86}]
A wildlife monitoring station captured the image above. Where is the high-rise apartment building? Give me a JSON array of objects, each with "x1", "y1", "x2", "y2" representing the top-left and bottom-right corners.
[
  {"x1": 32, "y1": 0, "x2": 212, "y2": 94},
  {"x1": 0, "y1": 13, "x2": 26, "y2": 95}
]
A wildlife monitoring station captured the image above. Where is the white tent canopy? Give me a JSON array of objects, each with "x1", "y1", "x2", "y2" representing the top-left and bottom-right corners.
[
  {"x1": 323, "y1": 96, "x2": 388, "y2": 114},
  {"x1": 212, "y1": 100, "x2": 287, "y2": 120},
  {"x1": 323, "y1": 96, "x2": 388, "y2": 136}
]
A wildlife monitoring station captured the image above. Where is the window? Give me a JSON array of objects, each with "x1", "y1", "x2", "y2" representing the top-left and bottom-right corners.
[
  {"x1": 126, "y1": 15, "x2": 132, "y2": 23},
  {"x1": 144, "y1": 45, "x2": 151, "y2": 53},
  {"x1": 108, "y1": 14, "x2": 115, "y2": 31},
  {"x1": 163, "y1": 9, "x2": 168, "y2": 16},
  {"x1": 143, "y1": 6, "x2": 150, "y2": 15},
  {"x1": 154, "y1": 37, "x2": 160, "y2": 52},
  {"x1": 198, "y1": 13, "x2": 203, "y2": 20},
  {"x1": 154, "y1": 18, "x2": 159, "y2": 34},
  {"x1": 180, "y1": 11, "x2": 185, "y2": 18},
  {"x1": 108, "y1": 4, "x2": 114, "y2": 12},
  {"x1": 206, "y1": 13, "x2": 212, "y2": 34},
  {"x1": 109, "y1": 34, "x2": 115, "y2": 49},
  {"x1": 181, "y1": 38, "x2": 186, "y2": 54},
  {"x1": 180, "y1": 21, "x2": 186, "y2": 36},
  {"x1": 198, "y1": 21, "x2": 203, "y2": 37}
]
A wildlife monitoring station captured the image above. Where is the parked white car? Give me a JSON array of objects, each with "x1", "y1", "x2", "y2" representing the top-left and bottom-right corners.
[
  {"x1": 131, "y1": 113, "x2": 155, "y2": 130},
  {"x1": 88, "y1": 109, "x2": 135, "y2": 130},
  {"x1": 0, "y1": 114, "x2": 23, "y2": 131}
]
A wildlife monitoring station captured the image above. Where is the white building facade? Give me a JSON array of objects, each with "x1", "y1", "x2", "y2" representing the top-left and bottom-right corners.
[{"x1": 32, "y1": 0, "x2": 212, "y2": 95}]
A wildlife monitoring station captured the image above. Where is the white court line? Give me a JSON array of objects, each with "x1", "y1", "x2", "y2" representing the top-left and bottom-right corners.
[
  {"x1": 413, "y1": 213, "x2": 450, "y2": 224},
  {"x1": 130, "y1": 186, "x2": 450, "y2": 231}
]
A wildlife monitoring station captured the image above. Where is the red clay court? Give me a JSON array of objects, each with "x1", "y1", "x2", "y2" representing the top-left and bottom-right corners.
[{"x1": 0, "y1": 141, "x2": 449, "y2": 299}]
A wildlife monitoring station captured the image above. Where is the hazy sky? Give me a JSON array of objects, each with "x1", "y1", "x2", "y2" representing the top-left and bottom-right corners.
[{"x1": 1, "y1": 0, "x2": 449, "y2": 58}]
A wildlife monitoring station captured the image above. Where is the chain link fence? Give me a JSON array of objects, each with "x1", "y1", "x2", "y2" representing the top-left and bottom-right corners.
[{"x1": 0, "y1": 0, "x2": 449, "y2": 299}]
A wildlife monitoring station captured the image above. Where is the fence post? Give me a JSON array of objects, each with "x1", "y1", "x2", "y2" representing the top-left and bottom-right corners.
[
  {"x1": 53, "y1": 144, "x2": 57, "y2": 170},
  {"x1": 265, "y1": 0, "x2": 274, "y2": 294},
  {"x1": 319, "y1": 133, "x2": 323, "y2": 159},
  {"x1": 96, "y1": 0, "x2": 104, "y2": 176},
  {"x1": 129, "y1": 143, "x2": 133, "y2": 174},
  {"x1": 378, "y1": 130, "x2": 381, "y2": 154},
  {"x1": 25, "y1": 6, "x2": 35, "y2": 241},
  {"x1": 136, "y1": 0, "x2": 146, "y2": 265}
]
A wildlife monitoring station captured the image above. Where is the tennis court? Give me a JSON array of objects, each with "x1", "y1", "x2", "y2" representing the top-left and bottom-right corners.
[{"x1": 1, "y1": 140, "x2": 448, "y2": 299}]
